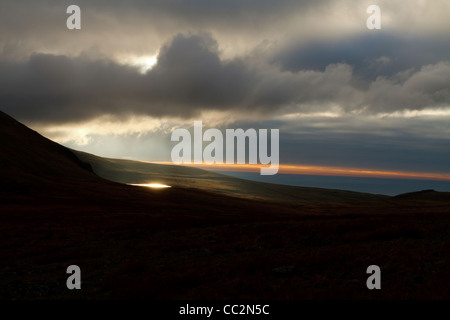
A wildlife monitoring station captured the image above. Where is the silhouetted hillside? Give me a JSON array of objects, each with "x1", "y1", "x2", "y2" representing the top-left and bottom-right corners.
[
  {"x1": 0, "y1": 111, "x2": 95, "y2": 189},
  {"x1": 394, "y1": 189, "x2": 450, "y2": 201}
]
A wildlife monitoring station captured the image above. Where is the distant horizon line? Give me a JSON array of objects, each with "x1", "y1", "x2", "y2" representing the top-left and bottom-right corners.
[{"x1": 124, "y1": 159, "x2": 450, "y2": 181}]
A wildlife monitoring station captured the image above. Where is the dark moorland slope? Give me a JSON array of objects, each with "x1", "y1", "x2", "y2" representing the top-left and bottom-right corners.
[
  {"x1": 0, "y1": 110, "x2": 449, "y2": 299},
  {"x1": 74, "y1": 150, "x2": 388, "y2": 204}
]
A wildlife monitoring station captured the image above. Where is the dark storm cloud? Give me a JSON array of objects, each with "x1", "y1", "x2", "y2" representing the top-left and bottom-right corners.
[
  {"x1": 0, "y1": 33, "x2": 355, "y2": 123},
  {"x1": 144, "y1": 33, "x2": 252, "y2": 113},
  {"x1": 1, "y1": 32, "x2": 450, "y2": 124},
  {"x1": 273, "y1": 32, "x2": 450, "y2": 82},
  {"x1": 146, "y1": 33, "x2": 355, "y2": 112},
  {"x1": 0, "y1": 54, "x2": 142, "y2": 123}
]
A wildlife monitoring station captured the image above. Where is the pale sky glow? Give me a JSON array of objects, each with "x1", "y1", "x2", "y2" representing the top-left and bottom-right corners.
[
  {"x1": 119, "y1": 54, "x2": 158, "y2": 74},
  {"x1": 278, "y1": 110, "x2": 343, "y2": 120},
  {"x1": 376, "y1": 107, "x2": 450, "y2": 119},
  {"x1": 36, "y1": 110, "x2": 244, "y2": 147},
  {"x1": 39, "y1": 115, "x2": 177, "y2": 145}
]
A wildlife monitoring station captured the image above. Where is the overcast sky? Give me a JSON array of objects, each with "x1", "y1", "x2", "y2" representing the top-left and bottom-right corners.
[{"x1": 1, "y1": 0, "x2": 449, "y2": 178}]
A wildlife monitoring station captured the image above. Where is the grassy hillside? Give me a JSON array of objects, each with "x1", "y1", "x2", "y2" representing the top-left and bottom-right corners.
[{"x1": 74, "y1": 150, "x2": 388, "y2": 204}]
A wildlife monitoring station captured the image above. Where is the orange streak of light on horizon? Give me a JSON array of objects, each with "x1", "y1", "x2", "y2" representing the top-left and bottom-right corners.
[{"x1": 147, "y1": 161, "x2": 450, "y2": 181}]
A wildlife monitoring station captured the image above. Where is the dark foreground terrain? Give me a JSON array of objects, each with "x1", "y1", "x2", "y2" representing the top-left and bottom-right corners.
[
  {"x1": 1, "y1": 110, "x2": 449, "y2": 299},
  {"x1": 2, "y1": 191, "x2": 450, "y2": 299}
]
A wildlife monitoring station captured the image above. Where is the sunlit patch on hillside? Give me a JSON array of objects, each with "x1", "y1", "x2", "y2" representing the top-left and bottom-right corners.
[{"x1": 129, "y1": 183, "x2": 171, "y2": 189}]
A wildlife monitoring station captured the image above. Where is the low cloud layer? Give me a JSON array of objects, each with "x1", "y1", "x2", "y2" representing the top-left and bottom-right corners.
[{"x1": 274, "y1": 33, "x2": 450, "y2": 81}]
